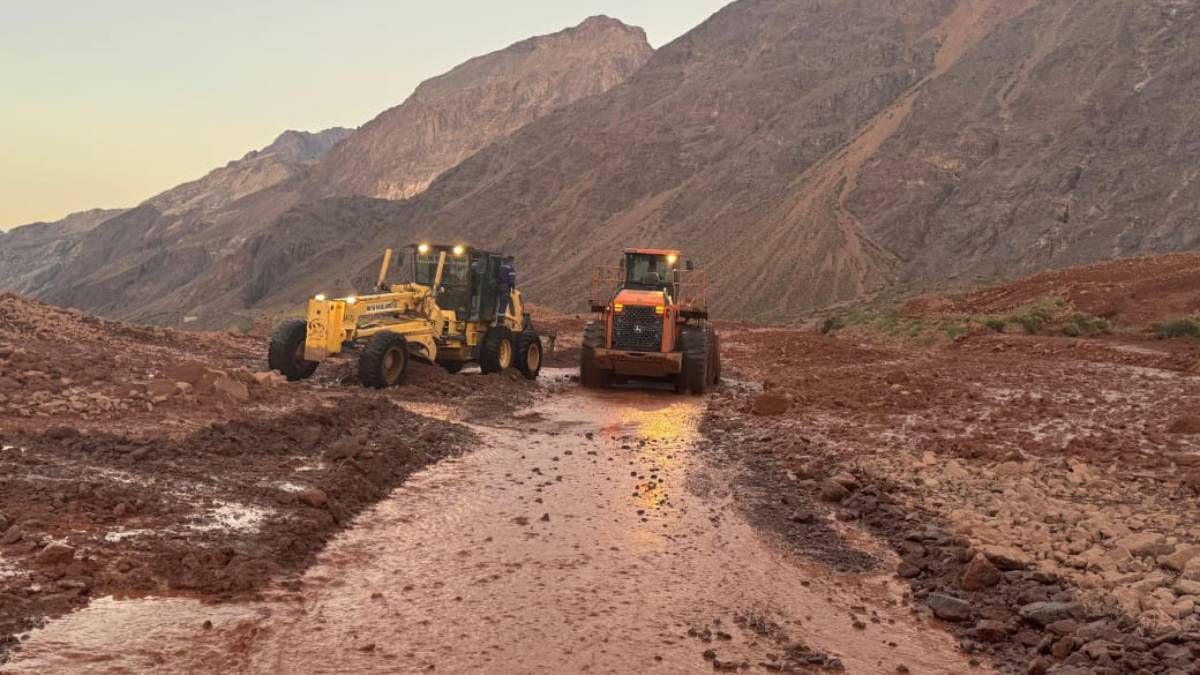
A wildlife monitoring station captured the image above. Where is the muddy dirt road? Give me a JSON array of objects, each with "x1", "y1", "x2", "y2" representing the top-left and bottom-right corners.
[{"x1": 5, "y1": 382, "x2": 972, "y2": 674}]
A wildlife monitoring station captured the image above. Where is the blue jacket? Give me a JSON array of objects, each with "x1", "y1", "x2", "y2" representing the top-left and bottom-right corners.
[{"x1": 497, "y1": 262, "x2": 516, "y2": 288}]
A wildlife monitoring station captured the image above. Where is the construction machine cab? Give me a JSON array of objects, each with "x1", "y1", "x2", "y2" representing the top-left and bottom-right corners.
[
  {"x1": 622, "y1": 250, "x2": 679, "y2": 292},
  {"x1": 408, "y1": 243, "x2": 506, "y2": 323}
]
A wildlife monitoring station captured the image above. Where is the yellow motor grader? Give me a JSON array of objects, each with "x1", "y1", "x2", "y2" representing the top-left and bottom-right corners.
[{"x1": 268, "y1": 243, "x2": 543, "y2": 388}]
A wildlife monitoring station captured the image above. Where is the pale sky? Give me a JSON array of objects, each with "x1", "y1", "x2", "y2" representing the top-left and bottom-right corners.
[{"x1": 0, "y1": 1, "x2": 730, "y2": 230}]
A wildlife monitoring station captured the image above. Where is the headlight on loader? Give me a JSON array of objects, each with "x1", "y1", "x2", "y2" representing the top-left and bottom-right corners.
[{"x1": 314, "y1": 293, "x2": 327, "y2": 302}]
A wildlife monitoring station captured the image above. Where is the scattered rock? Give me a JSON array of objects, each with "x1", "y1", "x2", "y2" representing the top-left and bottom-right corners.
[
  {"x1": 961, "y1": 553, "x2": 1003, "y2": 591},
  {"x1": 752, "y1": 390, "x2": 792, "y2": 416},
  {"x1": 829, "y1": 472, "x2": 859, "y2": 491},
  {"x1": 1019, "y1": 602, "x2": 1080, "y2": 628},
  {"x1": 972, "y1": 619, "x2": 1007, "y2": 643},
  {"x1": 212, "y1": 375, "x2": 250, "y2": 403},
  {"x1": 897, "y1": 560, "x2": 923, "y2": 578},
  {"x1": 1115, "y1": 532, "x2": 1170, "y2": 558},
  {"x1": 35, "y1": 542, "x2": 76, "y2": 566},
  {"x1": 296, "y1": 489, "x2": 329, "y2": 509},
  {"x1": 819, "y1": 480, "x2": 849, "y2": 503},
  {"x1": 0, "y1": 525, "x2": 22, "y2": 545},
  {"x1": 981, "y1": 545, "x2": 1033, "y2": 571},
  {"x1": 253, "y1": 371, "x2": 287, "y2": 386},
  {"x1": 928, "y1": 593, "x2": 973, "y2": 622},
  {"x1": 1162, "y1": 545, "x2": 1200, "y2": 572}
]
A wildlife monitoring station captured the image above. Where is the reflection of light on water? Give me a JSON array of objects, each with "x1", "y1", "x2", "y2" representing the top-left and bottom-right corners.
[
  {"x1": 601, "y1": 399, "x2": 699, "y2": 445},
  {"x1": 605, "y1": 400, "x2": 698, "y2": 515}
]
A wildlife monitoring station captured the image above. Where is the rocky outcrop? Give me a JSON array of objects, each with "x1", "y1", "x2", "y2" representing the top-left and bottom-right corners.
[{"x1": 308, "y1": 15, "x2": 653, "y2": 201}]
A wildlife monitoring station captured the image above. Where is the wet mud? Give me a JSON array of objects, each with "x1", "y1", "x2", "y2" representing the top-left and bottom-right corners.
[{"x1": 6, "y1": 389, "x2": 973, "y2": 674}]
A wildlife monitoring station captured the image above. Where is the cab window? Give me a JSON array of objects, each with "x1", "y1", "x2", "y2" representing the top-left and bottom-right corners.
[{"x1": 625, "y1": 253, "x2": 672, "y2": 289}]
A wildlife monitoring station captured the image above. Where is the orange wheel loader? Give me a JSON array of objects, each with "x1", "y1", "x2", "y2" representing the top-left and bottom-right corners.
[{"x1": 581, "y1": 248, "x2": 720, "y2": 395}]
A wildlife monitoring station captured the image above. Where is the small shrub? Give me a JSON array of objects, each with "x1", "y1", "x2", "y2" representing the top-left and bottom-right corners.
[
  {"x1": 1065, "y1": 313, "x2": 1111, "y2": 337},
  {"x1": 1010, "y1": 315, "x2": 1044, "y2": 335},
  {"x1": 945, "y1": 324, "x2": 967, "y2": 340},
  {"x1": 984, "y1": 318, "x2": 1006, "y2": 333},
  {"x1": 1153, "y1": 317, "x2": 1200, "y2": 339},
  {"x1": 821, "y1": 316, "x2": 845, "y2": 335}
]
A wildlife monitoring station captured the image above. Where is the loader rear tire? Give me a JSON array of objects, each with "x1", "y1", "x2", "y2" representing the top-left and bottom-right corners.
[
  {"x1": 480, "y1": 326, "x2": 515, "y2": 374},
  {"x1": 681, "y1": 325, "x2": 710, "y2": 396},
  {"x1": 515, "y1": 330, "x2": 543, "y2": 380},
  {"x1": 360, "y1": 332, "x2": 409, "y2": 388},
  {"x1": 580, "y1": 321, "x2": 611, "y2": 389},
  {"x1": 269, "y1": 319, "x2": 318, "y2": 382}
]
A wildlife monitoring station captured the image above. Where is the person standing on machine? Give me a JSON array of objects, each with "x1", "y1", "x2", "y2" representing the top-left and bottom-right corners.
[{"x1": 495, "y1": 256, "x2": 516, "y2": 324}]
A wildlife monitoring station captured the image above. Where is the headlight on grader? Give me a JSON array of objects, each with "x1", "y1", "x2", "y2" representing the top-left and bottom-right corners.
[
  {"x1": 314, "y1": 293, "x2": 327, "y2": 302},
  {"x1": 417, "y1": 243, "x2": 431, "y2": 254},
  {"x1": 452, "y1": 245, "x2": 465, "y2": 256},
  {"x1": 345, "y1": 296, "x2": 358, "y2": 305}
]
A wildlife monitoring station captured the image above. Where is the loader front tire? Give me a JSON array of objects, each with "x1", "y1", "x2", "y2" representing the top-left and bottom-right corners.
[
  {"x1": 360, "y1": 332, "x2": 409, "y2": 388},
  {"x1": 580, "y1": 321, "x2": 611, "y2": 389},
  {"x1": 480, "y1": 326, "x2": 515, "y2": 374},
  {"x1": 680, "y1": 325, "x2": 710, "y2": 396},
  {"x1": 706, "y1": 324, "x2": 722, "y2": 386},
  {"x1": 269, "y1": 319, "x2": 318, "y2": 382},
  {"x1": 515, "y1": 330, "x2": 543, "y2": 380}
]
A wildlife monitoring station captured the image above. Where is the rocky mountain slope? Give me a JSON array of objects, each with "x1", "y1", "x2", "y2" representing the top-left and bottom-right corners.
[
  {"x1": 0, "y1": 128, "x2": 348, "y2": 299},
  {"x1": 14, "y1": 0, "x2": 1200, "y2": 327},
  {"x1": 16, "y1": 16, "x2": 651, "y2": 325},
  {"x1": 308, "y1": 16, "x2": 653, "y2": 201},
  {"x1": 175, "y1": 0, "x2": 1200, "y2": 326},
  {"x1": 849, "y1": 0, "x2": 1200, "y2": 288},
  {"x1": 182, "y1": 0, "x2": 975, "y2": 322},
  {"x1": 0, "y1": 209, "x2": 128, "y2": 296},
  {"x1": 145, "y1": 127, "x2": 351, "y2": 216}
]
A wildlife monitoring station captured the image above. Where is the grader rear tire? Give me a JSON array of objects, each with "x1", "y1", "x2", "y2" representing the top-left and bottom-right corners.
[
  {"x1": 359, "y1": 332, "x2": 409, "y2": 388},
  {"x1": 481, "y1": 326, "x2": 515, "y2": 374},
  {"x1": 268, "y1": 319, "x2": 318, "y2": 381},
  {"x1": 515, "y1": 330, "x2": 543, "y2": 380}
]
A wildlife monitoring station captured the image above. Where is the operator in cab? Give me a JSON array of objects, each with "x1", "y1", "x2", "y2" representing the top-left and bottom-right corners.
[{"x1": 496, "y1": 256, "x2": 517, "y2": 324}]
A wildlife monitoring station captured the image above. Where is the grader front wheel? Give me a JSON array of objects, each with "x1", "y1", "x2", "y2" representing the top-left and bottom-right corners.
[
  {"x1": 360, "y1": 332, "x2": 409, "y2": 388},
  {"x1": 268, "y1": 319, "x2": 319, "y2": 381}
]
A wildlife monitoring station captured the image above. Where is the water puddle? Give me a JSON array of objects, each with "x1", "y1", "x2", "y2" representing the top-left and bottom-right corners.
[{"x1": 6, "y1": 390, "x2": 976, "y2": 674}]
